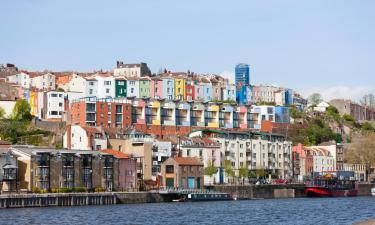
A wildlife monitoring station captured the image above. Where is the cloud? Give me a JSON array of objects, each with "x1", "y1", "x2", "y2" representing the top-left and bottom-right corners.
[
  {"x1": 299, "y1": 85, "x2": 375, "y2": 102},
  {"x1": 219, "y1": 71, "x2": 234, "y2": 83}
]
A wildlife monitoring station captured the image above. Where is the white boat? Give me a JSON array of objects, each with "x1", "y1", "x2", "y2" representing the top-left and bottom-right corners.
[{"x1": 371, "y1": 187, "x2": 375, "y2": 196}]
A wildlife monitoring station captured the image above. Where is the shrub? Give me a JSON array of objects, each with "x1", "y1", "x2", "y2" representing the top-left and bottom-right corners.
[
  {"x1": 32, "y1": 187, "x2": 40, "y2": 193},
  {"x1": 73, "y1": 187, "x2": 86, "y2": 193},
  {"x1": 94, "y1": 187, "x2": 106, "y2": 192}
]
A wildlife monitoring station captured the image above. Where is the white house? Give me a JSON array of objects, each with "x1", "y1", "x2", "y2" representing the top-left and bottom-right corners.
[
  {"x1": 85, "y1": 77, "x2": 98, "y2": 97},
  {"x1": 126, "y1": 78, "x2": 140, "y2": 98},
  {"x1": 44, "y1": 91, "x2": 66, "y2": 120},
  {"x1": 30, "y1": 72, "x2": 56, "y2": 90},
  {"x1": 7, "y1": 72, "x2": 30, "y2": 89},
  {"x1": 314, "y1": 102, "x2": 330, "y2": 112},
  {"x1": 63, "y1": 125, "x2": 108, "y2": 151},
  {"x1": 67, "y1": 73, "x2": 86, "y2": 93},
  {"x1": 94, "y1": 74, "x2": 115, "y2": 98},
  {"x1": 252, "y1": 105, "x2": 276, "y2": 124}
]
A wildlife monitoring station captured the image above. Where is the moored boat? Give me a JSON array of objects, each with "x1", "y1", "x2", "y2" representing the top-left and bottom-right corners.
[
  {"x1": 186, "y1": 193, "x2": 234, "y2": 202},
  {"x1": 305, "y1": 171, "x2": 358, "y2": 197}
]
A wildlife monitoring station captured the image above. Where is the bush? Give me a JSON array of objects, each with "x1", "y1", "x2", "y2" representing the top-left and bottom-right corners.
[
  {"x1": 32, "y1": 187, "x2": 41, "y2": 193},
  {"x1": 94, "y1": 187, "x2": 106, "y2": 192},
  {"x1": 73, "y1": 187, "x2": 86, "y2": 193}
]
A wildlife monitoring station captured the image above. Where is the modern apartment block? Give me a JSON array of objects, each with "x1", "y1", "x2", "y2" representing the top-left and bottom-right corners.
[
  {"x1": 235, "y1": 63, "x2": 250, "y2": 86},
  {"x1": 69, "y1": 97, "x2": 288, "y2": 137},
  {"x1": 70, "y1": 97, "x2": 133, "y2": 129},
  {"x1": 190, "y1": 130, "x2": 293, "y2": 181},
  {"x1": 12, "y1": 147, "x2": 119, "y2": 192}
]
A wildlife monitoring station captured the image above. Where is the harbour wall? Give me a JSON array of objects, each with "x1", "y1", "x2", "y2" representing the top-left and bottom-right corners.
[
  {"x1": 0, "y1": 193, "x2": 117, "y2": 209},
  {"x1": 209, "y1": 184, "x2": 306, "y2": 199},
  {"x1": 0, "y1": 183, "x2": 372, "y2": 208}
]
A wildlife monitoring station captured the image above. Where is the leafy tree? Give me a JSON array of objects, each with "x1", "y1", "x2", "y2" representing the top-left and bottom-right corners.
[
  {"x1": 0, "y1": 106, "x2": 5, "y2": 119},
  {"x1": 254, "y1": 169, "x2": 265, "y2": 179},
  {"x1": 308, "y1": 93, "x2": 323, "y2": 106},
  {"x1": 361, "y1": 122, "x2": 375, "y2": 132},
  {"x1": 12, "y1": 99, "x2": 32, "y2": 121},
  {"x1": 326, "y1": 106, "x2": 341, "y2": 122},
  {"x1": 204, "y1": 160, "x2": 218, "y2": 185},
  {"x1": 345, "y1": 133, "x2": 375, "y2": 181},
  {"x1": 223, "y1": 160, "x2": 235, "y2": 184},
  {"x1": 238, "y1": 164, "x2": 249, "y2": 185}
]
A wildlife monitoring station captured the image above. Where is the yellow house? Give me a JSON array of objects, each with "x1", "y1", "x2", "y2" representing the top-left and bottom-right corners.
[
  {"x1": 29, "y1": 91, "x2": 38, "y2": 116},
  {"x1": 174, "y1": 77, "x2": 186, "y2": 100}
]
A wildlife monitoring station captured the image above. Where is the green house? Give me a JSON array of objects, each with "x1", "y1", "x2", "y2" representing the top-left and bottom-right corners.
[
  {"x1": 115, "y1": 78, "x2": 127, "y2": 97},
  {"x1": 139, "y1": 78, "x2": 151, "y2": 98}
]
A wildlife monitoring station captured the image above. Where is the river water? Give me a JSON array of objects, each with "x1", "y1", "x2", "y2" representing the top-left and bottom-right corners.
[{"x1": 0, "y1": 197, "x2": 374, "y2": 225}]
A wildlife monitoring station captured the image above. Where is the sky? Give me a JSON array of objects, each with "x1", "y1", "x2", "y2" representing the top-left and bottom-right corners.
[{"x1": 1, "y1": 0, "x2": 375, "y2": 101}]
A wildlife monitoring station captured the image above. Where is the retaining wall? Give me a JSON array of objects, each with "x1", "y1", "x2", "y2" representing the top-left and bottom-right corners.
[{"x1": 0, "y1": 193, "x2": 116, "y2": 208}]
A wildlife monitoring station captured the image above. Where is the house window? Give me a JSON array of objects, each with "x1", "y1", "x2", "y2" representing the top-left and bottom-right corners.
[
  {"x1": 187, "y1": 149, "x2": 191, "y2": 156},
  {"x1": 89, "y1": 81, "x2": 94, "y2": 86},
  {"x1": 104, "y1": 81, "x2": 111, "y2": 85},
  {"x1": 199, "y1": 150, "x2": 202, "y2": 157},
  {"x1": 166, "y1": 165, "x2": 174, "y2": 173},
  {"x1": 89, "y1": 89, "x2": 93, "y2": 95},
  {"x1": 106, "y1": 88, "x2": 110, "y2": 94}
]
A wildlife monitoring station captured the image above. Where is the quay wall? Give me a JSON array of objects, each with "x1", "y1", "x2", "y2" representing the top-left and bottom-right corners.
[
  {"x1": 357, "y1": 183, "x2": 373, "y2": 196},
  {"x1": 210, "y1": 184, "x2": 307, "y2": 199},
  {"x1": 0, "y1": 183, "x2": 372, "y2": 208},
  {"x1": 0, "y1": 193, "x2": 116, "y2": 209}
]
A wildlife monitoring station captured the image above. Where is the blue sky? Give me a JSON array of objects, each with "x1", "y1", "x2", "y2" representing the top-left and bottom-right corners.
[{"x1": 1, "y1": 0, "x2": 374, "y2": 100}]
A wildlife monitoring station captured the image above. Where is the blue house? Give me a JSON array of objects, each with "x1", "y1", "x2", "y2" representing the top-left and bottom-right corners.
[{"x1": 275, "y1": 106, "x2": 290, "y2": 123}]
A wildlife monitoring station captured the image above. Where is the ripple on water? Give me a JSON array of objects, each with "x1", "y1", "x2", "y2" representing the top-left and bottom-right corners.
[{"x1": 0, "y1": 197, "x2": 374, "y2": 225}]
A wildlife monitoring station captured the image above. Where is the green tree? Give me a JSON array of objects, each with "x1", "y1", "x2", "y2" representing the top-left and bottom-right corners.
[
  {"x1": 361, "y1": 122, "x2": 375, "y2": 132},
  {"x1": 204, "y1": 160, "x2": 218, "y2": 185},
  {"x1": 12, "y1": 99, "x2": 32, "y2": 121},
  {"x1": 326, "y1": 106, "x2": 341, "y2": 122},
  {"x1": 255, "y1": 169, "x2": 265, "y2": 179},
  {"x1": 0, "y1": 106, "x2": 5, "y2": 119},
  {"x1": 308, "y1": 93, "x2": 323, "y2": 106},
  {"x1": 238, "y1": 164, "x2": 249, "y2": 185},
  {"x1": 223, "y1": 160, "x2": 235, "y2": 184}
]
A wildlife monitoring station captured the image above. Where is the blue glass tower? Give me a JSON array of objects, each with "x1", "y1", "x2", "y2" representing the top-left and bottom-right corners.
[{"x1": 235, "y1": 63, "x2": 250, "y2": 86}]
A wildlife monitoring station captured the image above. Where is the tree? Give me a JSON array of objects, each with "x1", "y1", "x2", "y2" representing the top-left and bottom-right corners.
[
  {"x1": 12, "y1": 99, "x2": 32, "y2": 121},
  {"x1": 255, "y1": 169, "x2": 265, "y2": 179},
  {"x1": 361, "y1": 122, "x2": 374, "y2": 132},
  {"x1": 223, "y1": 160, "x2": 235, "y2": 184},
  {"x1": 238, "y1": 164, "x2": 249, "y2": 185},
  {"x1": 360, "y1": 94, "x2": 375, "y2": 109},
  {"x1": 204, "y1": 160, "x2": 218, "y2": 185},
  {"x1": 0, "y1": 106, "x2": 5, "y2": 119},
  {"x1": 308, "y1": 93, "x2": 323, "y2": 106},
  {"x1": 345, "y1": 133, "x2": 375, "y2": 181}
]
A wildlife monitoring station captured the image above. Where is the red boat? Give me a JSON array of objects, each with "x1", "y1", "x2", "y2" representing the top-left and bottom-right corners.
[{"x1": 305, "y1": 171, "x2": 358, "y2": 197}]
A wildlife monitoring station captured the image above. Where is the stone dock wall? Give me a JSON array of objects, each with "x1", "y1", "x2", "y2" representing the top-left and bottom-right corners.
[
  {"x1": 0, "y1": 183, "x2": 372, "y2": 208},
  {"x1": 0, "y1": 193, "x2": 117, "y2": 208}
]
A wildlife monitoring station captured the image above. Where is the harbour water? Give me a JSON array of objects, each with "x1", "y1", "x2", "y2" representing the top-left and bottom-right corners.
[{"x1": 0, "y1": 197, "x2": 374, "y2": 225}]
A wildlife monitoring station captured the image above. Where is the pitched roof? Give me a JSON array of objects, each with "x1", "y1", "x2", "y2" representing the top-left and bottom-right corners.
[
  {"x1": 100, "y1": 149, "x2": 130, "y2": 159},
  {"x1": 172, "y1": 157, "x2": 203, "y2": 166}
]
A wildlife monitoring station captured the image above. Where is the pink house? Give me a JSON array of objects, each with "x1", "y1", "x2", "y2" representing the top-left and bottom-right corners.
[
  {"x1": 101, "y1": 149, "x2": 137, "y2": 190},
  {"x1": 151, "y1": 77, "x2": 163, "y2": 99}
]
